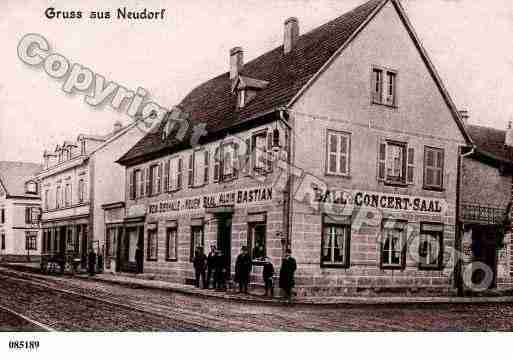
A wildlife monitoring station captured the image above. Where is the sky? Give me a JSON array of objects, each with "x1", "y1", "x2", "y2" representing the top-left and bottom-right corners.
[{"x1": 1, "y1": 0, "x2": 512, "y2": 163}]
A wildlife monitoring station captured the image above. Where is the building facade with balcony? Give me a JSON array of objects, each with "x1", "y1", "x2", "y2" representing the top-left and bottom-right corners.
[
  {"x1": 458, "y1": 123, "x2": 513, "y2": 292},
  {"x1": 0, "y1": 161, "x2": 42, "y2": 262},
  {"x1": 117, "y1": 0, "x2": 473, "y2": 296}
]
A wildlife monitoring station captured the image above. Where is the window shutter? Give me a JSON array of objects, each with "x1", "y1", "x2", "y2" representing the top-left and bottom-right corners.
[
  {"x1": 129, "y1": 170, "x2": 135, "y2": 200},
  {"x1": 233, "y1": 143, "x2": 239, "y2": 178},
  {"x1": 145, "y1": 167, "x2": 151, "y2": 196},
  {"x1": 377, "y1": 141, "x2": 386, "y2": 181},
  {"x1": 188, "y1": 153, "x2": 194, "y2": 187},
  {"x1": 244, "y1": 138, "x2": 251, "y2": 176},
  {"x1": 266, "y1": 131, "x2": 273, "y2": 173},
  {"x1": 437, "y1": 150, "x2": 444, "y2": 188},
  {"x1": 407, "y1": 147, "x2": 414, "y2": 184},
  {"x1": 379, "y1": 239, "x2": 384, "y2": 270},
  {"x1": 401, "y1": 233, "x2": 407, "y2": 270},
  {"x1": 177, "y1": 158, "x2": 183, "y2": 189},
  {"x1": 204, "y1": 150, "x2": 209, "y2": 184},
  {"x1": 164, "y1": 160, "x2": 170, "y2": 192},
  {"x1": 213, "y1": 147, "x2": 220, "y2": 182},
  {"x1": 25, "y1": 207, "x2": 31, "y2": 224},
  {"x1": 157, "y1": 163, "x2": 162, "y2": 194}
]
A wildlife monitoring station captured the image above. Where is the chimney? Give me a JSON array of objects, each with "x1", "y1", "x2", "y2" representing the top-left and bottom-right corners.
[
  {"x1": 505, "y1": 121, "x2": 513, "y2": 147},
  {"x1": 230, "y1": 47, "x2": 243, "y2": 80},
  {"x1": 459, "y1": 110, "x2": 469, "y2": 124},
  {"x1": 284, "y1": 17, "x2": 299, "y2": 54},
  {"x1": 113, "y1": 120, "x2": 123, "y2": 134}
]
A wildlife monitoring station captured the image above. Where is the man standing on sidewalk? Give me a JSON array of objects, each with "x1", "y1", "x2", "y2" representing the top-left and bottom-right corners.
[
  {"x1": 206, "y1": 245, "x2": 216, "y2": 289},
  {"x1": 193, "y1": 246, "x2": 207, "y2": 288},
  {"x1": 279, "y1": 248, "x2": 296, "y2": 301},
  {"x1": 88, "y1": 248, "x2": 97, "y2": 277},
  {"x1": 235, "y1": 246, "x2": 252, "y2": 294}
]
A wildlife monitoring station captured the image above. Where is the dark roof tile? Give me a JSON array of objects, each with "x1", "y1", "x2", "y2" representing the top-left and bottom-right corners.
[{"x1": 118, "y1": 0, "x2": 385, "y2": 165}]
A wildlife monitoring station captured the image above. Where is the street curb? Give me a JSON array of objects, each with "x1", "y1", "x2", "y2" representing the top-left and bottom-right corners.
[{"x1": 3, "y1": 263, "x2": 513, "y2": 306}]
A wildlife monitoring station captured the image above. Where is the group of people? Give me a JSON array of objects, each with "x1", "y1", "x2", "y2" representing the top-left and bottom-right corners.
[{"x1": 193, "y1": 245, "x2": 297, "y2": 299}]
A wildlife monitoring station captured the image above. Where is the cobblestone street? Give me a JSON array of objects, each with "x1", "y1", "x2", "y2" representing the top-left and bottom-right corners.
[{"x1": 1, "y1": 267, "x2": 513, "y2": 331}]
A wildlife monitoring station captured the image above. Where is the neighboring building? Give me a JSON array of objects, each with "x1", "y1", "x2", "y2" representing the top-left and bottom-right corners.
[
  {"x1": 0, "y1": 161, "x2": 43, "y2": 262},
  {"x1": 37, "y1": 121, "x2": 146, "y2": 271},
  {"x1": 117, "y1": 0, "x2": 473, "y2": 296},
  {"x1": 459, "y1": 122, "x2": 513, "y2": 291}
]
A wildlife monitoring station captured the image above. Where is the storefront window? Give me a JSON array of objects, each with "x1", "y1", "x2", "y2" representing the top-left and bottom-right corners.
[
  {"x1": 166, "y1": 227, "x2": 178, "y2": 261},
  {"x1": 419, "y1": 223, "x2": 443, "y2": 269},
  {"x1": 249, "y1": 222, "x2": 266, "y2": 261},
  {"x1": 66, "y1": 227, "x2": 74, "y2": 252},
  {"x1": 381, "y1": 222, "x2": 406, "y2": 269},
  {"x1": 322, "y1": 223, "x2": 350, "y2": 267},
  {"x1": 25, "y1": 232, "x2": 37, "y2": 251},
  {"x1": 147, "y1": 226, "x2": 158, "y2": 261}
]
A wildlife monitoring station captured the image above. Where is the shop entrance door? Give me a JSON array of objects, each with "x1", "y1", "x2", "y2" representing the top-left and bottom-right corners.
[
  {"x1": 217, "y1": 214, "x2": 232, "y2": 277},
  {"x1": 121, "y1": 225, "x2": 144, "y2": 273},
  {"x1": 472, "y1": 225, "x2": 498, "y2": 289}
]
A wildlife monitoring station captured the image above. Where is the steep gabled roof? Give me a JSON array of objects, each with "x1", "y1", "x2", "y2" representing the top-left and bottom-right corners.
[
  {"x1": 0, "y1": 161, "x2": 42, "y2": 198},
  {"x1": 118, "y1": 0, "x2": 470, "y2": 166},
  {"x1": 118, "y1": 0, "x2": 386, "y2": 165}
]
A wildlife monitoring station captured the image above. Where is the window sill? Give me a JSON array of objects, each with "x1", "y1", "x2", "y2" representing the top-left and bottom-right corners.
[
  {"x1": 418, "y1": 264, "x2": 443, "y2": 271},
  {"x1": 325, "y1": 172, "x2": 351, "y2": 179},
  {"x1": 422, "y1": 186, "x2": 445, "y2": 192},
  {"x1": 321, "y1": 263, "x2": 350, "y2": 269},
  {"x1": 381, "y1": 264, "x2": 405, "y2": 270},
  {"x1": 372, "y1": 101, "x2": 398, "y2": 109},
  {"x1": 384, "y1": 181, "x2": 408, "y2": 188}
]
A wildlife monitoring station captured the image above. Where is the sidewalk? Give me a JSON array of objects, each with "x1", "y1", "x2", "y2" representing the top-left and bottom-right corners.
[{"x1": 3, "y1": 261, "x2": 513, "y2": 306}]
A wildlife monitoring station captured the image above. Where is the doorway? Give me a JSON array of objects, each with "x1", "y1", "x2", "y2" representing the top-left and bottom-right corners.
[
  {"x1": 121, "y1": 225, "x2": 144, "y2": 273},
  {"x1": 471, "y1": 225, "x2": 498, "y2": 289},
  {"x1": 216, "y1": 214, "x2": 232, "y2": 276}
]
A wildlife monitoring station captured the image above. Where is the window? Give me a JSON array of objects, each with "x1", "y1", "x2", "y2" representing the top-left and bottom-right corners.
[
  {"x1": 221, "y1": 143, "x2": 238, "y2": 180},
  {"x1": 65, "y1": 183, "x2": 71, "y2": 207},
  {"x1": 168, "y1": 157, "x2": 180, "y2": 191},
  {"x1": 44, "y1": 190, "x2": 49, "y2": 209},
  {"x1": 56, "y1": 186, "x2": 62, "y2": 208},
  {"x1": 66, "y1": 227, "x2": 74, "y2": 252},
  {"x1": 149, "y1": 164, "x2": 162, "y2": 196},
  {"x1": 147, "y1": 226, "x2": 158, "y2": 261},
  {"x1": 190, "y1": 225, "x2": 204, "y2": 262},
  {"x1": 166, "y1": 226, "x2": 178, "y2": 261},
  {"x1": 321, "y1": 216, "x2": 351, "y2": 267},
  {"x1": 1, "y1": 208, "x2": 5, "y2": 223},
  {"x1": 25, "y1": 207, "x2": 31, "y2": 224},
  {"x1": 381, "y1": 221, "x2": 406, "y2": 269},
  {"x1": 378, "y1": 141, "x2": 414, "y2": 185},
  {"x1": 326, "y1": 130, "x2": 350, "y2": 176},
  {"x1": 192, "y1": 150, "x2": 209, "y2": 187},
  {"x1": 252, "y1": 132, "x2": 270, "y2": 173},
  {"x1": 419, "y1": 223, "x2": 443, "y2": 269},
  {"x1": 1, "y1": 233, "x2": 5, "y2": 250},
  {"x1": 424, "y1": 147, "x2": 444, "y2": 190},
  {"x1": 237, "y1": 90, "x2": 246, "y2": 108},
  {"x1": 248, "y1": 219, "x2": 266, "y2": 261},
  {"x1": 130, "y1": 169, "x2": 142, "y2": 199},
  {"x1": 188, "y1": 154, "x2": 194, "y2": 188},
  {"x1": 81, "y1": 140, "x2": 86, "y2": 155},
  {"x1": 25, "y1": 232, "x2": 37, "y2": 251},
  {"x1": 78, "y1": 179, "x2": 85, "y2": 203},
  {"x1": 372, "y1": 66, "x2": 397, "y2": 106},
  {"x1": 26, "y1": 181, "x2": 37, "y2": 194},
  {"x1": 372, "y1": 68, "x2": 383, "y2": 104}
]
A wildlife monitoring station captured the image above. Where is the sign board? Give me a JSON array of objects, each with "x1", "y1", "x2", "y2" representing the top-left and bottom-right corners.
[
  {"x1": 314, "y1": 189, "x2": 448, "y2": 214},
  {"x1": 148, "y1": 186, "x2": 273, "y2": 215}
]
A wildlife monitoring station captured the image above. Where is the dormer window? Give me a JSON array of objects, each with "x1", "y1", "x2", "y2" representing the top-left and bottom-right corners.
[
  {"x1": 238, "y1": 90, "x2": 246, "y2": 108},
  {"x1": 26, "y1": 181, "x2": 37, "y2": 194}
]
